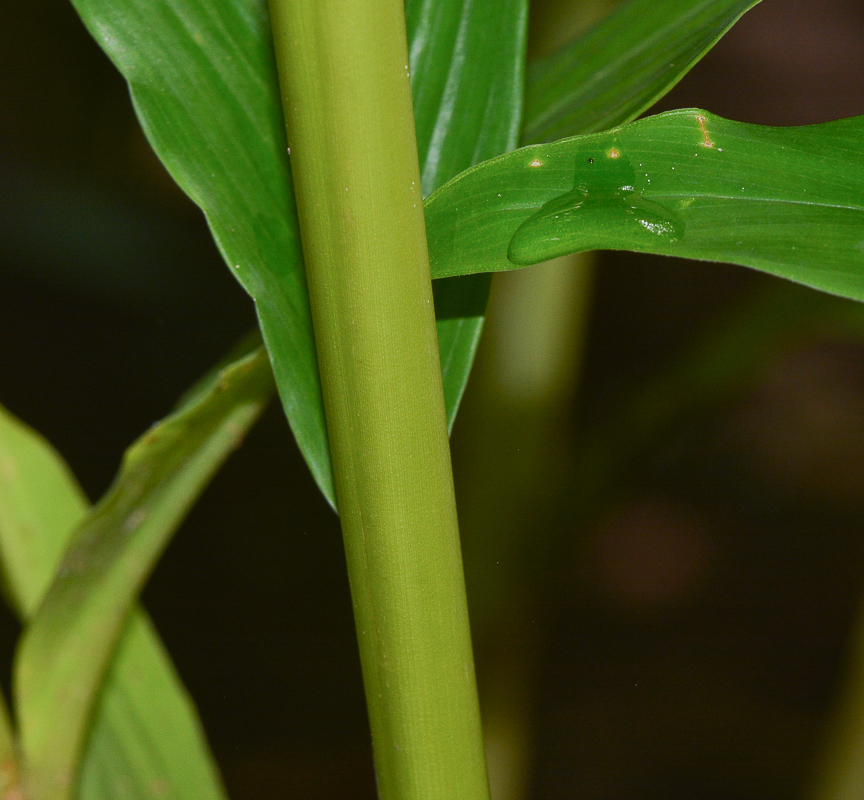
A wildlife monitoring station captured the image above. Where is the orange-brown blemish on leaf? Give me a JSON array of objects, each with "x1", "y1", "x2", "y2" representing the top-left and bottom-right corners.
[
  {"x1": 696, "y1": 115, "x2": 715, "y2": 148},
  {"x1": 608, "y1": 148, "x2": 620, "y2": 159},
  {"x1": 529, "y1": 158, "x2": 543, "y2": 167}
]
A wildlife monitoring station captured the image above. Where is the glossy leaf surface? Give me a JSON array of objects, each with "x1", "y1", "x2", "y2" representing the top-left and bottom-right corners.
[
  {"x1": 523, "y1": 0, "x2": 761, "y2": 143},
  {"x1": 407, "y1": 0, "x2": 528, "y2": 425},
  {"x1": 14, "y1": 348, "x2": 274, "y2": 800},
  {"x1": 0, "y1": 403, "x2": 228, "y2": 800},
  {"x1": 408, "y1": 0, "x2": 527, "y2": 196},
  {"x1": 68, "y1": 0, "x2": 332, "y2": 503},
  {"x1": 71, "y1": 0, "x2": 528, "y2": 504},
  {"x1": 426, "y1": 110, "x2": 864, "y2": 302}
]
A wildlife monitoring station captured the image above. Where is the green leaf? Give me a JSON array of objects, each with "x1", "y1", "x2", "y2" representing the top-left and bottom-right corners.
[
  {"x1": 70, "y1": 0, "x2": 528, "y2": 504},
  {"x1": 78, "y1": 612, "x2": 228, "y2": 800},
  {"x1": 523, "y1": 0, "x2": 761, "y2": 144},
  {"x1": 0, "y1": 402, "x2": 230, "y2": 800},
  {"x1": 67, "y1": 0, "x2": 332, "y2": 503},
  {"x1": 433, "y1": 274, "x2": 493, "y2": 425},
  {"x1": 0, "y1": 410, "x2": 89, "y2": 620},
  {"x1": 426, "y1": 109, "x2": 864, "y2": 302},
  {"x1": 14, "y1": 347, "x2": 274, "y2": 800},
  {"x1": 408, "y1": 0, "x2": 528, "y2": 196},
  {"x1": 407, "y1": 0, "x2": 529, "y2": 425}
]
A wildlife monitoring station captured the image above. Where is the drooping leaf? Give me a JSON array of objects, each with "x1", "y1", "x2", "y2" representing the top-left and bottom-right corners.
[
  {"x1": 63, "y1": 0, "x2": 764, "y2": 511},
  {"x1": 426, "y1": 110, "x2": 864, "y2": 303},
  {"x1": 14, "y1": 347, "x2": 274, "y2": 800},
  {"x1": 70, "y1": 0, "x2": 528, "y2": 505},
  {"x1": 522, "y1": 0, "x2": 761, "y2": 144},
  {"x1": 0, "y1": 400, "x2": 230, "y2": 800},
  {"x1": 68, "y1": 0, "x2": 333, "y2": 506},
  {"x1": 407, "y1": 0, "x2": 529, "y2": 425}
]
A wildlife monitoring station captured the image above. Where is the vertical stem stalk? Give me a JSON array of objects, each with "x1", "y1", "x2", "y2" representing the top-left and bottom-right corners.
[{"x1": 267, "y1": 2, "x2": 489, "y2": 798}]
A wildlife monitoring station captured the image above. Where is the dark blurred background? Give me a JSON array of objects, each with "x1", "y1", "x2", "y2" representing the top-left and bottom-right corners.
[{"x1": 2, "y1": 0, "x2": 864, "y2": 798}]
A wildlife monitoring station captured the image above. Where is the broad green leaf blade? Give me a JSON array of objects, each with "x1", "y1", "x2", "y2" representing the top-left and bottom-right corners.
[
  {"x1": 523, "y1": 0, "x2": 761, "y2": 144},
  {"x1": 78, "y1": 612, "x2": 227, "y2": 800},
  {"x1": 71, "y1": 0, "x2": 527, "y2": 506},
  {"x1": 0, "y1": 410, "x2": 89, "y2": 619},
  {"x1": 68, "y1": 0, "x2": 334, "y2": 504},
  {"x1": 426, "y1": 110, "x2": 864, "y2": 302},
  {"x1": 0, "y1": 403, "x2": 229, "y2": 800},
  {"x1": 407, "y1": 0, "x2": 528, "y2": 197},
  {"x1": 15, "y1": 347, "x2": 274, "y2": 800},
  {"x1": 407, "y1": 0, "x2": 528, "y2": 426}
]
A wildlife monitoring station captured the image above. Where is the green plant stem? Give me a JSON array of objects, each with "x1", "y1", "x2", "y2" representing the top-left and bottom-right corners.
[{"x1": 266, "y1": 2, "x2": 489, "y2": 798}]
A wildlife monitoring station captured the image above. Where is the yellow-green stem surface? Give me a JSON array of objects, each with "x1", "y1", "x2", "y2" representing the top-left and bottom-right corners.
[{"x1": 267, "y1": 2, "x2": 490, "y2": 798}]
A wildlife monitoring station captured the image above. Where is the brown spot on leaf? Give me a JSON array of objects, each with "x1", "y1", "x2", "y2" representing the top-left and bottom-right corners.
[{"x1": 697, "y1": 115, "x2": 715, "y2": 148}]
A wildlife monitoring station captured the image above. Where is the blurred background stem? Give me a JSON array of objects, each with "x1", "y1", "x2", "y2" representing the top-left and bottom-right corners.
[
  {"x1": 808, "y1": 592, "x2": 864, "y2": 800},
  {"x1": 457, "y1": 265, "x2": 864, "y2": 800},
  {"x1": 456, "y1": 252, "x2": 596, "y2": 800}
]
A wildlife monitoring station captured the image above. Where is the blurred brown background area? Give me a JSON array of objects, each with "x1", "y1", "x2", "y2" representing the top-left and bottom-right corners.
[{"x1": 2, "y1": 0, "x2": 864, "y2": 799}]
